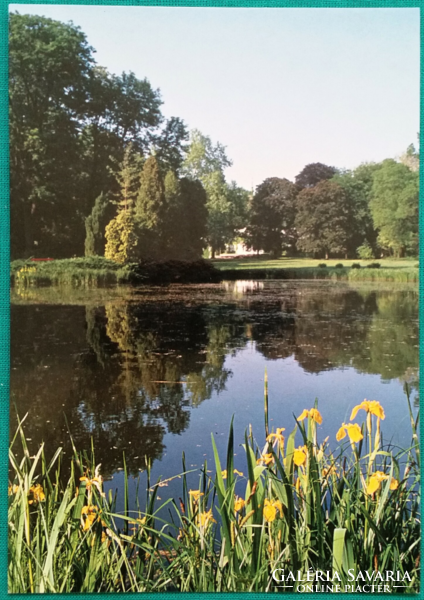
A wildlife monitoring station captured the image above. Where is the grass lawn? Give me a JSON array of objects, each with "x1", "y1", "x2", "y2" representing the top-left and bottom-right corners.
[{"x1": 212, "y1": 256, "x2": 418, "y2": 270}]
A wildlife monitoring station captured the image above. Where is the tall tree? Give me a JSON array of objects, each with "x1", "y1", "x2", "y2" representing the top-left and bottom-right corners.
[
  {"x1": 153, "y1": 117, "x2": 189, "y2": 174},
  {"x1": 295, "y1": 180, "x2": 350, "y2": 259},
  {"x1": 182, "y1": 130, "x2": 248, "y2": 257},
  {"x1": 295, "y1": 162, "x2": 337, "y2": 189},
  {"x1": 135, "y1": 155, "x2": 166, "y2": 259},
  {"x1": 182, "y1": 129, "x2": 232, "y2": 180},
  {"x1": 9, "y1": 12, "x2": 94, "y2": 257},
  {"x1": 370, "y1": 159, "x2": 419, "y2": 257},
  {"x1": 245, "y1": 177, "x2": 298, "y2": 257},
  {"x1": 85, "y1": 192, "x2": 114, "y2": 256},
  {"x1": 332, "y1": 163, "x2": 382, "y2": 258}
]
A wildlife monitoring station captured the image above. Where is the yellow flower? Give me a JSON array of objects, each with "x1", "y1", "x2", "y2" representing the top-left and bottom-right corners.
[
  {"x1": 8, "y1": 484, "x2": 19, "y2": 496},
  {"x1": 81, "y1": 505, "x2": 100, "y2": 531},
  {"x1": 257, "y1": 453, "x2": 274, "y2": 466},
  {"x1": 273, "y1": 499, "x2": 283, "y2": 515},
  {"x1": 366, "y1": 471, "x2": 399, "y2": 495},
  {"x1": 350, "y1": 400, "x2": 385, "y2": 421},
  {"x1": 80, "y1": 467, "x2": 105, "y2": 497},
  {"x1": 189, "y1": 490, "x2": 204, "y2": 501},
  {"x1": 28, "y1": 484, "x2": 45, "y2": 504},
  {"x1": 390, "y1": 478, "x2": 399, "y2": 491},
  {"x1": 322, "y1": 465, "x2": 338, "y2": 478},
  {"x1": 297, "y1": 408, "x2": 322, "y2": 424},
  {"x1": 234, "y1": 496, "x2": 245, "y2": 513},
  {"x1": 267, "y1": 428, "x2": 285, "y2": 445},
  {"x1": 222, "y1": 469, "x2": 244, "y2": 478},
  {"x1": 336, "y1": 423, "x2": 363, "y2": 443},
  {"x1": 263, "y1": 499, "x2": 277, "y2": 523},
  {"x1": 198, "y1": 509, "x2": 216, "y2": 528},
  {"x1": 293, "y1": 446, "x2": 307, "y2": 466}
]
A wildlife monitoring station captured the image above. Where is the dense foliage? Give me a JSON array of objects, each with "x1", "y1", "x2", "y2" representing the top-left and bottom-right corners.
[{"x1": 10, "y1": 13, "x2": 419, "y2": 263}]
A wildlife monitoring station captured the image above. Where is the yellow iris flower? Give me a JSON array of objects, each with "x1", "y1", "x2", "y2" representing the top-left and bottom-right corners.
[
  {"x1": 266, "y1": 428, "x2": 285, "y2": 445},
  {"x1": 28, "y1": 484, "x2": 45, "y2": 504},
  {"x1": 350, "y1": 400, "x2": 385, "y2": 421},
  {"x1": 336, "y1": 423, "x2": 363, "y2": 443},
  {"x1": 197, "y1": 509, "x2": 216, "y2": 528},
  {"x1": 366, "y1": 471, "x2": 399, "y2": 495},
  {"x1": 189, "y1": 490, "x2": 204, "y2": 501},
  {"x1": 297, "y1": 408, "x2": 323, "y2": 424},
  {"x1": 222, "y1": 469, "x2": 244, "y2": 479},
  {"x1": 263, "y1": 498, "x2": 283, "y2": 523},
  {"x1": 257, "y1": 453, "x2": 274, "y2": 466},
  {"x1": 81, "y1": 505, "x2": 100, "y2": 531},
  {"x1": 234, "y1": 496, "x2": 245, "y2": 512},
  {"x1": 293, "y1": 446, "x2": 307, "y2": 466}
]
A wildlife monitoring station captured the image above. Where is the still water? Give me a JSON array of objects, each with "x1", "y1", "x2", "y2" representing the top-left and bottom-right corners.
[{"x1": 10, "y1": 280, "x2": 419, "y2": 505}]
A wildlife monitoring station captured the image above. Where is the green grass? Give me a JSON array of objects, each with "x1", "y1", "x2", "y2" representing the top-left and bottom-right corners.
[
  {"x1": 8, "y1": 384, "x2": 420, "y2": 593},
  {"x1": 213, "y1": 257, "x2": 418, "y2": 283},
  {"x1": 11, "y1": 257, "x2": 132, "y2": 287},
  {"x1": 213, "y1": 257, "x2": 418, "y2": 270}
]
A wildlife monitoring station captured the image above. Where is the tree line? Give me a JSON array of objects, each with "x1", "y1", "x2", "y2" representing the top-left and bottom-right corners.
[{"x1": 10, "y1": 12, "x2": 419, "y2": 262}]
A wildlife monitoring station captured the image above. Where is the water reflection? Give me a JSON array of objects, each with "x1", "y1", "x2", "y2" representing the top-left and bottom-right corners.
[{"x1": 10, "y1": 281, "x2": 418, "y2": 479}]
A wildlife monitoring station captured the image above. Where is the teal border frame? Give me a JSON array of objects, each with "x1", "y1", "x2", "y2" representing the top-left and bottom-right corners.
[{"x1": 0, "y1": 2, "x2": 422, "y2": 599}]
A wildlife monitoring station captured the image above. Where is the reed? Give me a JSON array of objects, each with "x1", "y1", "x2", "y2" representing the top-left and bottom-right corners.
[{"x1": 8, "y1": 386, "x2": 420, "y2": 592}]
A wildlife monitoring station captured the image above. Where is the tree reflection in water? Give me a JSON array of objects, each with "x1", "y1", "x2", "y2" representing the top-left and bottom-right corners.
[{"x1": 10, "y1": 282, "x2": 418, "y2": 479}]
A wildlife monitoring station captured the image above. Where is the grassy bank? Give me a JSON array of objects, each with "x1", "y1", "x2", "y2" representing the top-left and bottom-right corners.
[
  {"x1": 9, "y1": 386, "x2": 420, "y2": 593},
  {"x1": 215, "y1": 257, "x2": 418, "y2": 283},
  {"x1": 10, "y1": 257, "x2": 419, "y2": 287},
  {"x1": 11, "y1": 258, "x2": 221, "y2": 287},
  {"x1": 213, "y1": 257, "x2": 418, "y2": 270}
]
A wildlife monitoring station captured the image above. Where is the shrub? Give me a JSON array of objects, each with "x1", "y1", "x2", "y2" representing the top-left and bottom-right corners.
[
  {"x1": 367, "y1": 262, "x2": 381, "y2": 269},
  {"x1": 351, "y1": 263, "x2": 361, "y2": 269},
  {"x1": 334, "y1": 263, "x2": 344, "y2": 269},
  {"x1": 357, "y1": 242, "x2": 374, "y2": 260},
  {"x1": 318, "y1": 263, "x2": 327, "y2": 268}
]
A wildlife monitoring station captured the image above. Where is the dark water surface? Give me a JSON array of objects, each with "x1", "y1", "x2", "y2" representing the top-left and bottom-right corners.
[{"x1": 10, "y1": 280, "x2": 419, "y2": 506}]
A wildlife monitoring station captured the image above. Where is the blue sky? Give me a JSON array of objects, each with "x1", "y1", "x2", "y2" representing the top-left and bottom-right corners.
[{"x1": 11, "y1": 5, "x2": 420, "y2": 190}]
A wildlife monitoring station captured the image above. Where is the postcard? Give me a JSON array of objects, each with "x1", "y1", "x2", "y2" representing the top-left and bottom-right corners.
[{"x1": 6, "y1": 3, "x2": 420, "y2": 594}]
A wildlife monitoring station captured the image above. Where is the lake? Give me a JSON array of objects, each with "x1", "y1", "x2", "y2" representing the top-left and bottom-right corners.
[{"x1": 10, "y1": 280, "x2": 419, "y2": 508}]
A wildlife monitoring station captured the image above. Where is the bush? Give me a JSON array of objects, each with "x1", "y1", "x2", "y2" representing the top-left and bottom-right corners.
[
  {"x1": 367, "y1": 262, "x2": 381, "y2": 269},
  {"x1": 334, "y1": 263, "x2": 344, "y2": 269},
  {"x1": 318, "y1": 263, "x2": 327, "y2": 268},
  {"x1": 357, "y1": 242, "x2": 374, "y2": 260},
  {"x1": 351, "y1": 263, "x2": 361, "y2": 269}
]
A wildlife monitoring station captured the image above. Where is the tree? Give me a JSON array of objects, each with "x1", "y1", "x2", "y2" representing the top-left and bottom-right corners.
[
  {"x1": 85, "y1": 192, "x2": 114, "y2": 256},
  {"x1": 104, "y1": 210, "x2": 138, "y2": 263},
  {"x1": 135, "y1": 155, "x2": 166, "y2": 259},
  {"x1": 370, "y1": 159, "x2": 419, "y2": 257},
  {"x1": 153, "y1": 117, "x2": 189, "y2": 173},
  {"x1": 9, "y1": 12, "x2": 94, "y2": 257},
  {"x1": 182, "y1": 130, "x2": 248, "y2": 257},
  {"x1": 295, "y1": 162, "x2": 337, "y2": 189},
  {"x1": 9, "y1": 13, "x2": 166, "y2": 259},
  {"x1": 332, "y1": 163, "x2": 382, "y2": 258},
  {"x1": 399, "y1": 142, "x2": 419, "y2": 173},
  {"x1": 178, "y1": 178, "x2": 208, "y2": 259},
  {"x1": 110, "y1": 142, "x2": 143, "y2": 212},
  {"x1": 295, "y1": 180, "x2": 350, "y2": 259},
  {"x1": 161, "y1": 172, "x2": 208, "y2": 260},
  {"x1": 182, "y1": 129, "x2": 232, "y2": 180},
  {"x1": 245, "y1": 178, "x2": 298, "y2": 257}
]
